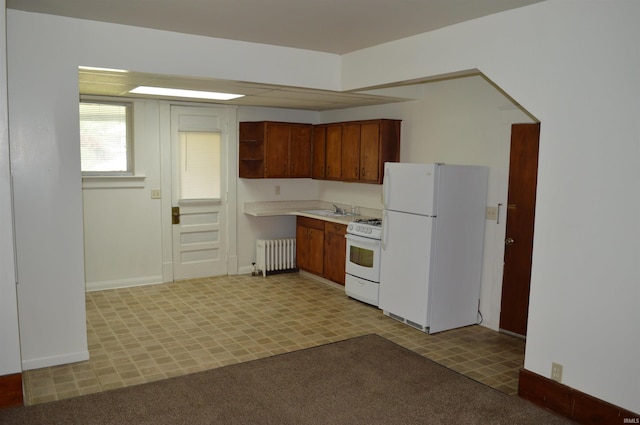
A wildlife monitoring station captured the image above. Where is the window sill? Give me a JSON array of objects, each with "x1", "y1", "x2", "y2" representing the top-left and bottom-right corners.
[{"x1": 82, "y1": 175, "x2": 146, "y2": 189}]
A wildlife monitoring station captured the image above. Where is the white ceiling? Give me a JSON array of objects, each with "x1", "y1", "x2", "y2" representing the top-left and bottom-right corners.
[
  {"x1": 9, "y1": 0, "x2": 544, "y2": 110},
  {"x1": 77, "y1": 68, "x2": 417, "y2": 111}
]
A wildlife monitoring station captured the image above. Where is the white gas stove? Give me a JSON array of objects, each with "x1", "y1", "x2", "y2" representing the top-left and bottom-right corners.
[{"x1": 345, "y1": 217, "x2": 383, "y2": 307}]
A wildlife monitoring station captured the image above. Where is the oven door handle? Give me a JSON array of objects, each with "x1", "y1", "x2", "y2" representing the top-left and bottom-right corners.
[{"x1": 346, "y1": 233, "x2": 380, "y2": 248}]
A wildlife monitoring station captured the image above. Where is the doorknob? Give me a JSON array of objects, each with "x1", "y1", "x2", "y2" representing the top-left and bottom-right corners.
[
  {"x1": 505, "y1": 237, "x2": 515, "y2": 245},
  {"x1": 172, "y1": 206, "x2": 180, "y2": 224}
]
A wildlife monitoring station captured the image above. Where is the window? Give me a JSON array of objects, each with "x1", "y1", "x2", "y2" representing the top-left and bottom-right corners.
[
  {"x1": 179, "y1": 131, "x2": 221, "y2": 199},
  {"x1": 79, "y1": 101, "x2": 133, "y2": 174}
]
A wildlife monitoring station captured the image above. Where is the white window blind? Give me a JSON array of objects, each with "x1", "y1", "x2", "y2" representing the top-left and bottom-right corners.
[
  {"x1": 80, "y1": 102, "x2": 132, "y2": 174},
  {"x1": 179, "y1": 131, "x2": 221, "y2": 200}
]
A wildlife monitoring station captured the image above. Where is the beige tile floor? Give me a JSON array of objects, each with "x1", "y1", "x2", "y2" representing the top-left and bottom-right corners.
[{"x1": 23, "y1": 273, "x2": 525, "y2": 405}]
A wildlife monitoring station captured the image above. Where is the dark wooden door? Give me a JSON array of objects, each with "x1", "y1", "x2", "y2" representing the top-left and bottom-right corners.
[{"x1": 500, "y1": 123, "x2": 540, "y2": 336}]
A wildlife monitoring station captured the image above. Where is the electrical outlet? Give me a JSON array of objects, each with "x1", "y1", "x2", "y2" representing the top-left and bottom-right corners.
[
  {"x1": 150, "y1": 189, "x2": 162, "y2": 199},
  {"x1": 275, "y1": 185, "x2": 281, "y2": 195},
  {"x1": 551, "y1": 362, "x2": 563, "y2": 383},
  {"x1": 486, "y1": 206, "x2": 498, "y2": 221}
]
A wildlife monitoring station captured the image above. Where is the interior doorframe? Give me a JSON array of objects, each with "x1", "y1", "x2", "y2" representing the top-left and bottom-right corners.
[
  {"x1": 491, "y1": 105, "x2": 537, "y2": 333},
  {"x1": 159, "y1": 101, "x2": 238, "y2": 282}
]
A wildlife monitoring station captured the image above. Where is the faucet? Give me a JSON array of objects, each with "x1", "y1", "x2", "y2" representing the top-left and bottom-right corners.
[{"x1": 332, "y1": 204, "x2": 345, "y2": 215}]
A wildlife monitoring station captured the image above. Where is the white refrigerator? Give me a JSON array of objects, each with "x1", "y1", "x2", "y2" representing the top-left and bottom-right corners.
[{"x1": 379, "y1": 163, "x2": 488, "y2": 334}]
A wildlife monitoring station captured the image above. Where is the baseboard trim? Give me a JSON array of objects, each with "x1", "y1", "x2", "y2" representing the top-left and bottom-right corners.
[
  {"x1": 518, "y1": 368, "x2": 639, "y2": 424},
  {"x1": 85, "y1": 275, "x2": 163, "y2": 292},
  {"x1": 0, "y1": 373, "x2": 23, "y2": 408}
]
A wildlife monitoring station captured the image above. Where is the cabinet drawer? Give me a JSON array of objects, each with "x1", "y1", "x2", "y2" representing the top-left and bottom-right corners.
[
  {"x1": 297, "y1": 216, "x2": 325, "y2": 230},
  {"x1": 325, "y1": 222, "x2": 347, "y2": 235}
]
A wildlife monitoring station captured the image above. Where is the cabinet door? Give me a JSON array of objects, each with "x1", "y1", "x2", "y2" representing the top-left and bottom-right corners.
[
  {"x1": 296, "y1": 224, "x2": 309, "y2": 271},
  {"x1": 265, "y1": 123, "x2": 290, "y2": 177},
  {"x1": 239, "y1": 122, "x2": 265, "y2": 178},
  {"x1": 359, "y1": 122, "x2": 380, "y2": 183},
  {"x1": 312, "y1": 126, "x2": 326, "y2": 179},
  {"x1": 307, "y1": 227, "x2": 325, "y2": 275},
  {"x1": 341, "y1": 123, "x2": 361, "y2": 181},
  {"x1": 296, "y1": 217, "x2": 325, "y2": 275},
  {"x1": 289, "y1": 124, "x2": 312, "y2": 177},
  {"x1": 324, "y1": 223, "x2": 347, "y2": 285},
  {"x1": 325, "y1": 124, "x2": 342, "y2": 180}
]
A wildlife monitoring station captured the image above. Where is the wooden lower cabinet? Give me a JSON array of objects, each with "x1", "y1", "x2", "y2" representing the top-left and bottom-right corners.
[
  {"x1": 296, "y1": 216, "x2": 324, "y2": 276},
  {"x1": 296, "y1": 216, "x2": 347, "y2": 285},
  {"x1": 324, "y1": 222, "x2": 347, "y2": 285}
]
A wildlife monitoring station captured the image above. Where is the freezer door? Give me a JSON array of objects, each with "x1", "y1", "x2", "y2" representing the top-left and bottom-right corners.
[
  {"x1": 383, "y1": 163, "x2": 437, "y2": 216},
  {"x1": 379, "y1": 210, "x2": 434, "y2": 327}
]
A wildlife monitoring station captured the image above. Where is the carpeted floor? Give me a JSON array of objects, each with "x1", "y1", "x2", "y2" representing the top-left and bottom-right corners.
[{"x1": 0, "y1": 334, "x2": 574, "y2": 425}]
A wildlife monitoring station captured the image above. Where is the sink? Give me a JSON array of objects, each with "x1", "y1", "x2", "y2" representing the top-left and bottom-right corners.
[{"x1": 301, "y1": 209, "x2": 350, "y2": 218}]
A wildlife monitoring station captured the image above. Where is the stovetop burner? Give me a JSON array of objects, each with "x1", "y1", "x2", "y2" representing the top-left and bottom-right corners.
[{"x1": 354, "y1": 217, "x2": 382, "y2": 226}]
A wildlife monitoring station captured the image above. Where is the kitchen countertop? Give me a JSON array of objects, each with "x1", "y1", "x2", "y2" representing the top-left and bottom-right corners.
[{"x1": 244, "y1": 200, "x2": 381, "y2": 225}]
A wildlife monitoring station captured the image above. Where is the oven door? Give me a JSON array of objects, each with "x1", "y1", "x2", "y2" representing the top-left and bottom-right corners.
[{"x1": 345, "y1": 233, "x2": 381, "y2": 283}]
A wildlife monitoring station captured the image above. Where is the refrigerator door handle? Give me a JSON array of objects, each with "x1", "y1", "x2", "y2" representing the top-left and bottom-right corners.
[
  {"x1": 382, "y1": 210, "x2": 388, "y2": 250},
  {"x1": 383, "y1": 167, "x2": 390, "y2": 208}
]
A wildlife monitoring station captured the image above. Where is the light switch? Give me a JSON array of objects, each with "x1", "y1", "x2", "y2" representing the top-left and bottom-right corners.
[
  {"x1": 486, "y1": 206, "x2": 498, "y2": 221},
  {"x1": 151, "y1": 189, "x2": 162, "y2": 199}
]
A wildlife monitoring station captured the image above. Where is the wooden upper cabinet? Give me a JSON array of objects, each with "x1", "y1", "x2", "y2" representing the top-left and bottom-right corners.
[
  {"x1": 240, "y1": 119, "x2": 399, "y2": 183},
  {"x1": 312, "y1": 119, "x2": 400, "y2": 184},
  {"x1": 239, "y1": 121, "x2": 312, "y2": 178}
]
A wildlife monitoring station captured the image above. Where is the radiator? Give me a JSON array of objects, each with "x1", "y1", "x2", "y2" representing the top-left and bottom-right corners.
[{"x1": 255, "y1": 238, "x2": 297, "y2": 276}]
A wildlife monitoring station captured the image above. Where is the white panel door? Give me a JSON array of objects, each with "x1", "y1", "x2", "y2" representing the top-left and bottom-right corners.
[{"x1": 171, "y1": 106, "x2": 228, "y2": 280}]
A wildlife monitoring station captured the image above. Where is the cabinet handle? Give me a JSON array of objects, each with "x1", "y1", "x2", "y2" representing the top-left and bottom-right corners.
[
  {"x1": 354, "y1": 166, "x2": 358, "y2": 177},
  {"x1": 361, "y1": 167, "x2": 365, "y2": 177}
]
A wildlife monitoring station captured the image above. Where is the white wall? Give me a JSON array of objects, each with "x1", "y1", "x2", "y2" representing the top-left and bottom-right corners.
[
  {"x1": 82, "y1": 99, "x2": 163, "y2": 291},
  {"x1": 0, "y1": 0, "x2": 22, "y2": 376},
  {"x1": 342, "y1": 0, "x2": 640, "y2": 413}
]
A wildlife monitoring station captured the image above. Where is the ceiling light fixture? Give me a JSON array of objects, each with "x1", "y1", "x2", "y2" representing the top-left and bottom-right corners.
[
  {"x1": 79, "y1": 66, "x2": 129, "y2": 73},
  {"x1": 129, "y1": 86, "x2": 245, "y2": 101}
]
